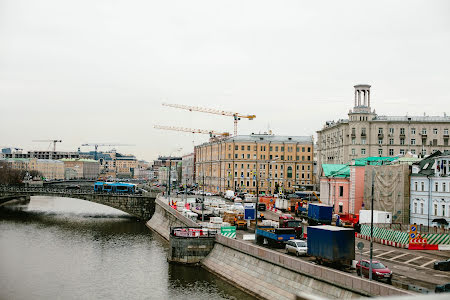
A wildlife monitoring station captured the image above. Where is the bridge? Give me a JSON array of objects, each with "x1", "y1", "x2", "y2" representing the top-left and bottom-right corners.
[{"x1": 0, "y1": 186, "x2": 157, "y2": 221}]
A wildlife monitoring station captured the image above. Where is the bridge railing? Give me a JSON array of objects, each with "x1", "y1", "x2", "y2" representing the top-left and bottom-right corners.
[{"x1": 0, "y1": 185, "x2": 148, "y2": 197}]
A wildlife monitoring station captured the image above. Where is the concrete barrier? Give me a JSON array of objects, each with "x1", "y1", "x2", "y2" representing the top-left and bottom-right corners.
[
  {"x1": 201, "y1": 235, "x2": 414, "y2": 299},
  {"x1": 146, "y1": 196, "x2": 197, "y2": 240}
]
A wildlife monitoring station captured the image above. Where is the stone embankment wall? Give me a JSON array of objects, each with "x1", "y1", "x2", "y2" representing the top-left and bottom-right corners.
[
  {"x1": 168, "y1": 236, "x2": 216, "y2": 264},
  {"x1": 201, "y1": 235, "x2": 413, "y2": 300},
  {"x1": 0, "y1": 195, "x2": 30, "y2": 206},
  {"x1": 146, "y1": 196, "x2": 197, "y2": 240}
]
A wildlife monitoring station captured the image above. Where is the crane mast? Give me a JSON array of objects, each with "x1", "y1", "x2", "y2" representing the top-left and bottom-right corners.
[{"x1": 162, "y1": 103, "x2": 255, "y2": 135}]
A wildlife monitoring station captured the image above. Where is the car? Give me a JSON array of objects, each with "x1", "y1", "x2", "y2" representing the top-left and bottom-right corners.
[
  {"x1": 356, "y1": 260, "x2": 392, "y2": 283},
  {"x1": 435, "y1": 283, "x2": 450, "y2": 293},
  {"x1": 285, "y1": 239, "x2": 307, "y2": 256},
  {"x1": 434, "y1": 259, "x2": 450, "y2": 271},
  {"x1": 257, "y1": 203, "x2": 266, "y2": 211}
]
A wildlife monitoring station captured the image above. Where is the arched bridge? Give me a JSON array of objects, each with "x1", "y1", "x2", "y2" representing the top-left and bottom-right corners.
[{"x1": 0, "y1": 186, "x2": 157, "y2": 221}]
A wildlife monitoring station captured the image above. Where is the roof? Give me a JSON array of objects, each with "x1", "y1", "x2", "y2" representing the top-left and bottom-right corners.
[
  {"x1": 373, "y1": 115, "x2": 450, "y2": 123},
  {"x1": 61, "y1": 159, "x2": 98, "y2": 163},
  {"x1": 413, "y1": 150, "x2": 450, "y2": 176},
  {"x1": 225, "y1": 134, "x2": 313, "y2": 144},
  {"x1": 352, "y1": 156, "x2": 398, "y2": 166},
  {"x1": 321, "y1": 164, "x2": 350, "y2": 177}
]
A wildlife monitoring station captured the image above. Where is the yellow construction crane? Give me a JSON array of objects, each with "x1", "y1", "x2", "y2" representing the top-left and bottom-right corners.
[
  {"x1": 154, "y1": 125, "x2": 230, "y2": 138},
  {"x1": 32, "y1": 140, "x2": 62, "y2": 151},
  {"x1": 162, "y1": 103, "x2": 255, "y2": 136}
]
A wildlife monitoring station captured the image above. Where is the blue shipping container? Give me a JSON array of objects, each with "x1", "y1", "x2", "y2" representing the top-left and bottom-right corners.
[
  {"x1": 307, "y1": 203, "x2": 332, "y2": 224},
  {"x1": 307, "y1": 225, "x2": 355, "y2": 265}
]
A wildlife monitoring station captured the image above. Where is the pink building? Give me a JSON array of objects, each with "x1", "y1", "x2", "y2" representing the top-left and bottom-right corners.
[{"x1": 319, "y1": 164, "x2": 350, "y2": 214}]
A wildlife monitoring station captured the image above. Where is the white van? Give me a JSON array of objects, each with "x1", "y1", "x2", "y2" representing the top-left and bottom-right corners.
[{"x1": 225, "y1": 190, "x2": 235, "y2": 200}]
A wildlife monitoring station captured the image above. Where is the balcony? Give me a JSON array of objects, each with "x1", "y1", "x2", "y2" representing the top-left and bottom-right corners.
[
  {"x1": 378, "y1": 133, "x2": 384, "y2": 138},
  {"x1": 361, "y1": 132, "x2": 366, "y2": 137}
]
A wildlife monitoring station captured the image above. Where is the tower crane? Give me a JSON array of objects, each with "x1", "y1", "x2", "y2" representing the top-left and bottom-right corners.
[
  {"x1": 32, "y1": 140, "x2": 62, "y2": 151},
  {"x1": 81, "y1": 143, "x2": 135, "y2": 160},
  {"x1": 154, "y1": 125, "x2": 230, "y2": 138},
  {"x1": 162, "y1": 103, "x2": 255, "y2": 136}
]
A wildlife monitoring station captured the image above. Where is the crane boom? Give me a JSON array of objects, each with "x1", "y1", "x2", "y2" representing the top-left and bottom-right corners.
[
  {"x1": 154, "y1": 125, "x2": 230, "y2": 137},
  {"x1": 162, "y1": 103, "x2": 255, "y2": 135},
  {"x1": 32, "y1": 140, "x2": 62, "y2": 151}
]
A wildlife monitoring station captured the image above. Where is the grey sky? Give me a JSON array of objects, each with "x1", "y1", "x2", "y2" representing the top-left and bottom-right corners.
[{"x1": 1, "y1": 0, "x2": 449, "y2": 161}]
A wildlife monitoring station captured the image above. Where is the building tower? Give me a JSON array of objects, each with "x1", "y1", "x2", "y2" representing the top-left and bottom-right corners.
[{"x1": 348, "y1": 84, "x2": 376, "y2": 121}]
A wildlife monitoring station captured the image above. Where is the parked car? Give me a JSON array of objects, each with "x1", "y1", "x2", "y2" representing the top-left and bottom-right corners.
[
  {"x1": 435, "y1": 283, "x2": 450, "y2": 293},
  {"x1": 285, "y1": 239, "x2": 307, "y2": 256},
  {"x1": 356, "y1": 260, "x2": 392, "y2": 283},
  {"x1": 257, "y1": 203, "x2": 266, "y2": 211},
  {"x1": 434, "y1": 259, "x2": 450, "y2": 271}
]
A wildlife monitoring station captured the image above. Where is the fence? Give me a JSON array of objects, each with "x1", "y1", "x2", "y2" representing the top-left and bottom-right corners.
[
  {"x1": 170, "y1": 227, "x2": 218, "y2": 238},
  {"x1": 366, "y1": 223, "x2": 450, "y2": 234}
]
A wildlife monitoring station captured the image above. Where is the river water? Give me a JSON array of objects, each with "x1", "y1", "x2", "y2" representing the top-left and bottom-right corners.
[{"x1": 0, "y1": 196, "x2": 254, "y2": 300}]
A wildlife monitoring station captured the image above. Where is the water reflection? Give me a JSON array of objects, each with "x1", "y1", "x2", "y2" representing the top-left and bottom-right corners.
[{"x1": 0, "y1": 196, "x2": 254, "y2": 300}]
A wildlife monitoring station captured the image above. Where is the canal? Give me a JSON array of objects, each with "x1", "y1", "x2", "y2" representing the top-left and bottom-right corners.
[{"x1": 0, "y1": 196, "x2": 255, "y2": 300}]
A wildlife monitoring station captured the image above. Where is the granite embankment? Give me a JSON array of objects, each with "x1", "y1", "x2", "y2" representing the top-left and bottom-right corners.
[{"x1": 147, "y1": 197, "x2": 413, "y2": 299}]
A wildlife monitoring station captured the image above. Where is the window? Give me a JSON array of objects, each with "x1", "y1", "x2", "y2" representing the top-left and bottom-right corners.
[
  {"x1": 339, "y1": 186, "x2": 344, "y2": 197},
  {"x1": 400, "y1": 128, "x2": 405, "y2": 135},
  {"x1": 307, "y1": 165, "x2": 310, "y2": 170},
  {"x1": 400, "y1": 138, "x2": 405, "y2": 145},
  {"x1": 269, "y1": 146, "x2": 273, "y2": 151},
  {"x1": 235, "y1": 146, "x2": 238, "y2": 150},
  {"x1": 247, "y1": 154, "x2": 250, "y2": 159},
  {"x1": 361, "y1": 149, "x2": 366, "y2": 155},
  {"x1": 389, "y1": 149, "x2": 394, "y2": 156},
  {"x1": 247, "y1": 146, "x2": 250, "y2": 151},
  {"x1": 361, "y1": 128, "x2": 366, "y2": 135},
  {"x1": 308, "y1": 147, "x2": 311, "y2": 152},
  {"x1": 411, "y1": 128, "x2": 416, "y2": 135},
  {"x1": 281, "y1": 155, "x2": 284, "y2": 160},
  {"x1": 281, "y1": 146, "x2": 284, "y2": 151},
  {"x1": 235, "y1": 154, "x2": 238, "y2": 158},
  {"x1": 241, "y1": 146, "x2": 244, "y2": 150},
  {"x1": 411, "y1": 139, "x2": 416, "y2": 145},
  {"x1": 275, "y1": 146, "x2": 279, "y2": 151},
  {"x1": 378, "y1": 149, "x2": 383, "y2": 155},
  {"x1": 414, "y1": 202, "x2": 417, "y2": 214},
  {"x1": 352, "y1": 148, "x2": 356, "y2": 155},
  {"x1": 378, "y1": 139, "x2": 383, "y2": 145},
  {"x1": 414, "y1": 182, "x2": 418, "y2": 191},
  {"x1": 422, "y1": 128, "x2": 427, "y2": 135},
  {"x1": 421, "y1": 182, "x2": 425, "y2": 191},
  {"x1": 352, "y1": 138, "x2": 356, "y2": 144},
  {"x1": 442, "y1": 205, "x2": 446, "y2": 217},
  {"x1": 389, "y1": 128, "x2": 394, "y2": 134},
  {"x1": 434, "y1": 204, "x2": 438, "y2": 216},
  {"x1": 422, "y1": 149, "x2": 427, "y2": 156},
  {"x1": 302, "y1": 165, "x2": 305, "y2": 171},
  {"x1": 435, "y1": 182, "x2": 439, "y2": 192},
  {"x1": 411, "y1": 149, "x2": 416, "y2": 154},
  {"x1": 400, "y1": 149, "x2": 405, "y2": 155},
  {"x1": 444, "y1": 129, "x2": 449, "y2": 135},
  {"x1": 361, "y1": 138, "x2": 366, "y2": 145},
  {"x1": 302, "y1": 156, "x2": 305, "y2": 161},
  {"x1": 443, "y1": 183, "x2": 446, "y2": 192},
  {"x1": 389, "y1": 138, "x2": 394, "y2": 145},
  {"x1": 339, "y1": 204, "x2": 343, "y2": 213},
  {"x1": 307, "y1": 156, "x2": 311, "y2": 161},
  {"x1": 352, "y1": 128, "x2": 356, "y2": 135},
  {"x1": 420, "y1": 203, "x2": 424, "y2": 214},
  {"x1": 302, "y1": 147, "x2": 305, "y2": 152},
  {"x1": 433, "y1": 128, "x2": 438, "y2": 134}
]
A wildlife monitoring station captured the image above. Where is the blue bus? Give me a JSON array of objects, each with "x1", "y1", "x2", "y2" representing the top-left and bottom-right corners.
[{"x1": 94, "y1": 182, "x2": 137, "y2": 194}]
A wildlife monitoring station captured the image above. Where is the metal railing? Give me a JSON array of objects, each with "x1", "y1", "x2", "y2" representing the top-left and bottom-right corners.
[
  {"x1": 0, "y1": 185, "x2": 148, "y2": 197},
  {"x1": 170, "y1": 226, "x2": 218, "y2": 238}
]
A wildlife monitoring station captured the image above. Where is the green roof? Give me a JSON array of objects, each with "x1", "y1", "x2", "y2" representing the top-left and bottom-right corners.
[
  {"x1": 322, "y1": 164, "x2": 350, "y2": 177},
  {"x1": 352, "y1": 156, "x2": 398, "y2": 166}
]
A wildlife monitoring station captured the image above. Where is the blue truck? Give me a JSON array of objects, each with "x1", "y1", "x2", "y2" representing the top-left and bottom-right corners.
[
  {"x1": 307, "y1": 203, "x2": 332, "y2": 225},
  {"x1": 255, "y1": 225, "x2": 296, "y2": 248},
  {"x1": 307, "y1": 225, "x2": 355, "y2": 267}
]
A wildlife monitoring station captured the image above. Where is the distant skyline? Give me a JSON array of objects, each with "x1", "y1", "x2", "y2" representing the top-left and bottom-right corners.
[{"x1": 1, "y1": 0, "x2": 449, "y2": 161}]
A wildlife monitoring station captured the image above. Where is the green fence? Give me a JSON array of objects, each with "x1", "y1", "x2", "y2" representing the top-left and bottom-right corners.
[{"x1": 360, "y1": 225, "x2": 450, "y2": 245}]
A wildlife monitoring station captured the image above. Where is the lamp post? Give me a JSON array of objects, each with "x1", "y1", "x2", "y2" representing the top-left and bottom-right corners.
[{"x1": 369, "y1": 167, "x2": 375, "y2": 281}]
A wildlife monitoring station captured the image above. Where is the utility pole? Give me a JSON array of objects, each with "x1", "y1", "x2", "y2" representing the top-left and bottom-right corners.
[
  {"x1": 168, "y1": 158, "x2": 171, "y2": 205},
  {"x1": 255, "y1": 163, "x2": 259, "y2": 229},
  {"x1": 369, "y1": 167, "x2": 375, "y2": 281},
  {"x1": 202, "y1": 174, "x2": 205, "y2": 222}
]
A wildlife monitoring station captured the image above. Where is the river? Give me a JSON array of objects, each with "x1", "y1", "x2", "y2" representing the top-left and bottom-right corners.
[{"x1": 0, "y1": 196, "x2": 255, "y2": 300}]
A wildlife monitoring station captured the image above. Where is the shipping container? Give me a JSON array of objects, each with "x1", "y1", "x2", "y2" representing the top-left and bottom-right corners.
[
  {"x1": 307, "y1": 225, "x2": 355, "y2": 266},
  {"x1": 359, "y1": 210, "x2": 392, "y2": 224},
  {"x1": 307, "y1": 203, "x2": 332, "y2": 225}
]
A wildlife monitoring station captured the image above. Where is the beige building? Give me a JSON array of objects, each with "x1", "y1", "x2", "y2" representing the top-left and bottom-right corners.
[
  {"x1": 62, "y1": 159, "x2": 100, "y2": 179},
  {"x1": 317, "y1": 84, "x2": 450, "y2": 167},
  {"x1": 181, "y1": 153, "x2": 195, "y2": 186},
  {"x1": 194, "y1": 133, "x2": 314, "y2": 195},
  {"x1": 29, "y1": 158, "x2": 64, "y2": 180}
]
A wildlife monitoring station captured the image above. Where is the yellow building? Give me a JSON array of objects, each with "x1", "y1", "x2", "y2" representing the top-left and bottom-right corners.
[
  {"x1": 194, "y1": 134, "x2": 314, "y2": 195},
  {"x1": 29, "y1": 158, "x2": 64, "y2": 180}
]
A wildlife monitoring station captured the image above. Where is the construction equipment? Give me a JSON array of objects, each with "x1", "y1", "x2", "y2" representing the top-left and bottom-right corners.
[
  {"x1": 80, "y1": 143, "x2": 134, "y2": 160},
  {"x1": 154, "y1": 125, "x2": 230, "y2": 138},
  {"x1": 162, "y1": 103, "x2": 255, "y2": 136},
  {"x1": 32, "y1": 140, "x2": 62, "y2": 151}
]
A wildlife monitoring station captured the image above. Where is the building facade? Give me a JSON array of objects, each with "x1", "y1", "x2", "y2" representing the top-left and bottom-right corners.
[
  {"x1": 194, "y1": 133, "x2": 314, "y2": 195},
  {"x1": 410, "y1": 151, "x2": 450, "y2": 228},
  {"x1": 62, "y1": 159, "x2": 100, "y2": 179},
  {"x1": 181, "y1": 153, "x2": 195, "y2": 187},
  {"x1": 317, "y1": 84, "x2": 450, "y2": 167},
  {"x1": 29, "y1": 158, "x2": 65, "y2": 180}
]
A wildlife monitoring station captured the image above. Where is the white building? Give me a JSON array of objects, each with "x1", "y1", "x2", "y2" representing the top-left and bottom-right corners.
[
  {"x1": 181, "y1": 153, "x2": 195, "y2": 187},
  {"x1": 410, "y1": 151, "x2": 450, "y2": 228}
]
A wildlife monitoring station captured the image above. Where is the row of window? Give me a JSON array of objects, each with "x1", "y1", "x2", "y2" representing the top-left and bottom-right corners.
[
  {"x1": 227, "y1": 163, "x2": 311, "y2": 171},
  {"x1": 230, "y1": 180, "x2": 310, "y2": 188},
  {"x1": 228, "y1": 153, "x2": 311, "y2": 161},
  {"x1": 412, "y1": 201, "x2": 450, "y2": 217},
  {"x1": 231, "y1": 171, "x2": 310, "y2": 179},
  {"x1": 232, "y1": 145, "x2": 312, "y2": 152},
  {"x1": 352, "y1": 128, "x2": 449, "y2": 135},
  {"x1": 351, "y1": 148, "x2": 430, "y2": 156},
  {"x1": 413, "y1": 181, "x2": 449, "y2": 192}
]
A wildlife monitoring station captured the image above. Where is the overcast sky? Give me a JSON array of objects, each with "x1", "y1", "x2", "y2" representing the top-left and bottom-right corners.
[{"x1": 1, "y1": 0, "x2": 449, "y2": 162}]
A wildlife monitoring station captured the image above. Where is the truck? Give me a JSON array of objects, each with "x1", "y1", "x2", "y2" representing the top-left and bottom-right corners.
[
  {"x1": 295, "y1": 201, "x2": 308, "y2": 217},
  {"x1": 307, "y1": 225, "x2": 355, "y2": 267},
  {"x1": 307, "y1": 203, "x2": 333, "y2": 225},
  {"x1": 255, "y1": 225, "x2": 296, "y2": 248},
  {"x1": 279, "y1": 214, "x2": 303, "y2": 239},
  {"x1": 359, "y1": 210, "x2": 392, "y2": 224},
  {"x1": 224, "y1": 190, "x2": 235, "y2": 200}
]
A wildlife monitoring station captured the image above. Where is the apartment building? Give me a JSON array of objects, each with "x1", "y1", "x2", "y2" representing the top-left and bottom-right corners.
[
  {"x1": 194, "y1": 133, "x2": 314, "y2": 195},
  {"x1": 317, "y1": 84, "x2": 450, "y2": 167},
  {"x1": 62, "y1": 159, "x2": 100, "y2": 179},
  {"x1": 181, "y1": 153, "x2": 195, "y2": 186}
]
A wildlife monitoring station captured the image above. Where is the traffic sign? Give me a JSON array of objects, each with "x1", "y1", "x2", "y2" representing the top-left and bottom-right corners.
[
  {"x1": 221, "y1": 226, "x2": 236, "y2": 239},
  {"x1": 357, "y1": 242, "x2": 365, "y2": 250},
  {"x1": 244, "y1": 203, "x2": 256, "y2": 220}
]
